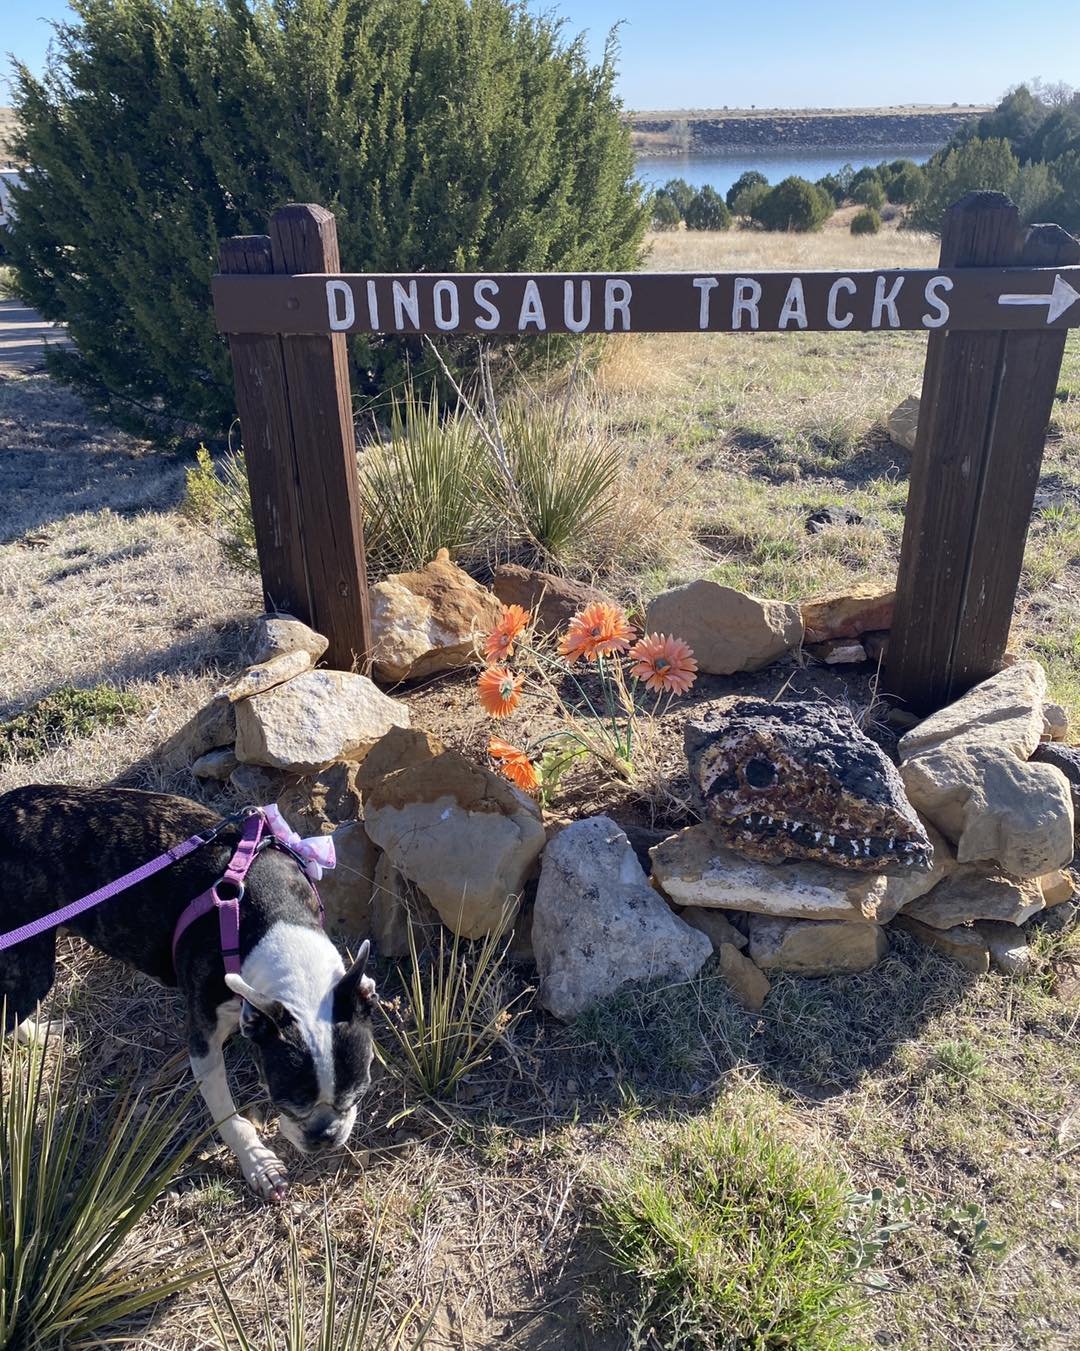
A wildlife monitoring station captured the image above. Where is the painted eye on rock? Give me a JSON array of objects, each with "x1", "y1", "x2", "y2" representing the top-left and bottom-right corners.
[{"x1": 743, "y1": 757, "x2": 778, "y2": 789}]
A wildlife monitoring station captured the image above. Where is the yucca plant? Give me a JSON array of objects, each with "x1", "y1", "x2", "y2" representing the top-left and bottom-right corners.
[
  {"x1": 210, "y1": 1210, "x2": 432, "y2": 1350},
  {"x1": 384, "y1": 915, "x2": 525, "y2": 1101},
  {"x1": 0, "y1": 1020, "x2": 207, "y2": 1349},
  {"x1": 358, "y1": 386, "x2": 488, "y2": 572}
]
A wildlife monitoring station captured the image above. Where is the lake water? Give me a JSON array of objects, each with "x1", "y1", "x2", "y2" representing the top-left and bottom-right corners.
[{"x1": 635, "y1": 144, "x2": 934, "y2": 199}]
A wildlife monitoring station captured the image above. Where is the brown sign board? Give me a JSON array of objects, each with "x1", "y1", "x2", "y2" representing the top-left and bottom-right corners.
[{"x1": 212, "y1": 266, "x2": 1080, "y2": 337}]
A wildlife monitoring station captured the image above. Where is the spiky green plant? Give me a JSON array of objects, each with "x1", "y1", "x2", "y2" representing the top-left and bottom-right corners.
[
  {"x1": 184, "y1": 443, "x2": 258, "y2": 573},
  {"x1": 384, "y1": 914, "x2": 524, "y2": 1101},
  {"x1": 0, "y1": 1021, "x2": 207, "y2": 1349},
  {"x1": 210, "y1": 1210, "x2": 433, "y2": 1350}
]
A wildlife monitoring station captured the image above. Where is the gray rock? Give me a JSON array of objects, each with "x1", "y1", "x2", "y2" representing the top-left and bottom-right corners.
[
  {"x1": 678, "y1": 906, "x2": 749, "y2": 950},
  {"x1": 900, "y1": 863, "x2": 1044, "y2": 930},
  {"x1": 219, "y1": 648, "x2": 314, "y2": 702},
  {"x1": 161, "y1": 695, "x2": 236, "y2": 766},
  {"x1": 898, "y1": 661, "x2": 1048, "y2": 762},
  {"x1": 1042, "y1": 704, "x2": 1069, "y2": 743},
  {"x1": 249, "y1": 614, "x2": 329, "y2": 666},
  {"x1": 887, "y1": 394, "x2": 920, "y2": 451},
  {"x1": 644, "y1": 580, "x2": 802, "y2": 675},
  {"x1": 191, "y1": 747, "x2": 239, "y2": 781},
  {"x1": 1031, "y1": 743, "x2": 1080, "y2": 818},
  {"x1": 369, "y1": 854, "x2": 441, "y2": 958},
  {"x1": 893, "y1": 915, "x2": 989, "y2": 974},
  {"x1": 229, "y1": 763, "x2": 292, "y2": 800},
  {"x1": 746, "y1": 916, "x2": 888, "y2": 975},
  {"x1": 974, "y1": 920, "x2": 1033, "y2": 976},
  {"x1": 533, "y1": 817, "x2": 712, "y2": 1021},
  {"x1": 315, "y1": 820, "x2": 379, "y2": 941}
]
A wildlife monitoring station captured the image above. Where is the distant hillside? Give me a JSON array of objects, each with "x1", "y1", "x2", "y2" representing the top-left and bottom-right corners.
[{"x1": 628, "y1": 105, "x2": 990, "y2": 157}]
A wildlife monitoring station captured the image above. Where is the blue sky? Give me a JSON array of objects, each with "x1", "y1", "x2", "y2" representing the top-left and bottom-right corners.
[{"x1": 4, "y1": 0, "x2": 1078, "y2": 110}]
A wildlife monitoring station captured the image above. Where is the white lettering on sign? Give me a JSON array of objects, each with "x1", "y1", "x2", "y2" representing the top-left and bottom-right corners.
[
  {"x1": 474, "y1": 279, "x2": 500, "y2": 330},
  {"x1": 326, "y1": 279, "x2": 355, "y2": 332},
  {"x1": 732, "y1": 277, "x2": 762, "y2": 330},
  {"x1": 778, "y1": 278, "x2": 808, "y2": 330},
  {"x1": 923, "y1": 275, "x2": 953, "y2": 327},
  {"x1": 432, "y1": 280, "x2": 460, "y2": 331},
  {"x1": 604, "y1": 279, "x2": 632, "y2": 331},
  {"x1": 872, "y1": 275, "x2": 904, "y2": 328},
  {"x1": 365, "y1": 279, "x2": 379, "y2": 329},
  {"x1": 564, "y1": 279, "x2": 592, "y2": 333},
  {"x1": 827, "y1": 277, "x2": 857, "y2": 329},
  {"x1": 392, "y1": 279, "x2": 420, "y2": 331},
  {"x1": 693, "y1": 276, "x2": 719, "y2": 329},
  {"x1": 518, "y1": 280, "x2": 547, "y2": 331}
]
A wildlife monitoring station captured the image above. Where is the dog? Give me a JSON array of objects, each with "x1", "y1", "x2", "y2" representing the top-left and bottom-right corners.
[{"x1": 0, "y1": 784, "x2": 377, "y2": 1202}]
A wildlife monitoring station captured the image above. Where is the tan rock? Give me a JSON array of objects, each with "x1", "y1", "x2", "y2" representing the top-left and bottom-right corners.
[
  {"x1": 316, "y1": 820, "x2": 378, "y2": 941},
  {"x1": 191, "y1": 747, "x2": 239, "y2": 780},
  {"x1": 1042, "y1": 703, "x2": 1069, "y2": 742},
  {"x1": 974, "y1": 920, "x2": 1033, "y2": 976},
  {"x1": 1040, "y1": 869, "x2": 1076, "y2": 907},
  {"x1": 887, "y1": 393, "x2": 920, "y2": 451},
  {"x1": 249, "y1": 614, "x2": 329, "y2": 666},
  {"x1": 805, "y1": 639, "x2": 868, "y2": 665},
  {"x1": 801, "y1": 587, "x2": 895, "y2": 644},
  {"x1": 898, "y1": 661, "x2": 1048, "y2": 762},
  {"x1": 747, "y1": 916, "x2": 888, "y2": 975},
  {"x1": 644, "y1": 580, "x2": 802, "y2": 675},
  {"x1": 370, "y1": 549, "x2": 502, "y2": 684},
  {"x1": 161, "y1": 695, "x2": 236, "y2": 766},
  {"x1": 220, "y1": 648, "x2": 314, "y2": 702},
  {"x1": 651, "y1": 821, "x2": 948, "y2": 923},
  {"x1": 369, "y1": 854, "x2": 441, "y2": 958},
  {"x1": 229, "y1": 763, "x2": 293, "y2": 800},
  {"x1": 900, "y1": 863, "x2": 1044, "y2": 929},
  {"x1": 717, "y1": 942, "x2": 771, "y2": 1011},
  {"x1": 234, "y1": 670, "x2": 410, "y2": 774},
  {"x1": 678, "y1": 906, "x2": 748, "y2": 950},
  {"x1": 893, "y1": 915, "x2": 989, "y2": 974},
  {"x1": 278, "y1": 762, "x2": 362, "y2": 836},
  {"x1": 356, "y1": 726, "x2": 446, "y2": 797},
  {"x1": 492, "y1": 564, "x2": 609, "y2": 635},
  {"x1": 363, "y1": 750, "x2": 545, "y2": 938}
]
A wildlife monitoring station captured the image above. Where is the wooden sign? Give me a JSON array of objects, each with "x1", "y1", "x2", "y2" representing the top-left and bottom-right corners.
[{"x1": 213, "y1": 265, "x2": 1080, "y2": 336}]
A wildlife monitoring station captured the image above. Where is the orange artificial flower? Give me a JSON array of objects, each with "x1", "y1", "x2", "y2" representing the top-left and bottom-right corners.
[
  {"x1": 629, "y1": 633, "x2": 698, "y2": 694},
  {"x1": 558, "y1": 602, "x2": 635, "y2": 663},
  {"x1": 488, "y1": 737, "x2": 540, "y2": 793},
  {"x1": 477, "y1": 665, "x2": 525, "y2": 717},
  {"x1": 483, "y1": 604, "x2": 529, "y2": 664}
]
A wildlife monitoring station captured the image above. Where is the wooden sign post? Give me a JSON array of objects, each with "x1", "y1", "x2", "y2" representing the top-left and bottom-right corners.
[{"x1": 214, "y1": 194, "x2": 1079, "y2": 704}]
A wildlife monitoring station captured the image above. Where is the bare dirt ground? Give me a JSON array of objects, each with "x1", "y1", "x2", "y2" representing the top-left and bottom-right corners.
[{"x1": 1, "y1": 219, "x2": 1078, "y2": 1347}]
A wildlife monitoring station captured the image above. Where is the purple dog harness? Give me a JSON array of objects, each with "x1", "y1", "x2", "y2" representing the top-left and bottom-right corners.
[{"x1": 0, "y1": 804, "x2": 334, "y2": 977}]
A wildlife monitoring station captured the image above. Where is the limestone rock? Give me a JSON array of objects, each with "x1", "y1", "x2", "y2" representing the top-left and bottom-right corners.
[
  {"x1": 1040, "y1": 869, "x2": 1076, "y2": 907},
  {"x1": 191, "y1": 747, "x2": 239, "y2": 781},
  {"x1": 492, "y1": 564, "x2": 609, "y2": 635},
  {"x1": 315, "y1": 820, "x2": 378, "y2": 940},
  {"x1": 1042, "y1": 704, "x2": 1069, "y2": 742},
  {"x1": 363, "y1": 749, "x2": 545, "y2": 938},
  {"x1": 678, "y1": 906, "x2": 748, "y2": 951},
  {"x1": 249, "y1": 613, "x2": 329, "y2": 666},
  {"x1": 229, "y1": 763, "x2": 292, "y2": 800},
  {"x1": 717, "y1": 942, "x2": 771, "y2": 1011},
  {"x1": 747, "y1": 916, "x2": 888, "y2": 976},
  {"x1": 1031, "y1": 743, "x2": 1080, "y2": 817},
  {"x1": 974, "y1": 920, "x2": 1033, "y2": 977},
  {"x1": 369, "y1": 549, "x2": 502, "y2": 684},
  {"x1": 220, "y1": 648, "x2": 314, "y2": 702},
  {"x1": 357, "y1": 726, "x2": 446, "y2": 797},
  {"x1": 900, "y1": 863, "x2": 1044, "y2": 930},
  {"x1": 644, "y1": 580, "x2": 802, "y2": 675},
  {"x1": 277, "y1": 762, "x2": 362, "y2": 836},
  {"x1": 651, "y1": 821, "x2": 946, "y2": 923},
  {"x1": 893, "y1": 915, "x2": 989, "y2": 974},
  {"x1": 900, "y1": 745, "x2": 1074, "y2": 877},
  {"x1": 806, "y1": 640, "x2": 868, "y2": 665},
  {"x1": 162, "y1": 695, "x2": 236, "y2": 766},
  {"x1": 898, "y1": 662, "x2": 1048, "y2": 762},
  {"x1": 234, "y1": 670, "x2": 410, "y2": 774},
  {"x1": 801, "y1": 587, "x2": 895, "y2": 644},
  {"x1": 887, "y1": 394, "x2": 920, "y2": 451},
  {"x1": 369, "y1": 854, "x2": 441, "y2": 958},
  {"x1": 532, "y1": 817, "x2": 712, "y2": 1021}
]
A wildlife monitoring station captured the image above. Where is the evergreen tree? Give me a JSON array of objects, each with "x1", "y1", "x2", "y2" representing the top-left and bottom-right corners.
[
  {"x1": 751, "y1": 177, "x2": 833, "y2": 232},
  {"x1": 907, "y1": 138, "x2": 1020, "y2": 232},
  {"x1": 684, "y1": 185, "x2": 731, "y2": 231},
  {"x1": 8, "y1": 0, "x2": 647, "y2": 431},
  {"x1": 725, "y1": 169, "x2": 767, "y2": 211}
]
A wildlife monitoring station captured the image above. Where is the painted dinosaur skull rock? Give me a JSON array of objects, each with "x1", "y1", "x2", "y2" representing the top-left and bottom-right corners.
[{"x1": 685, "y1": 698, "x2": 932, "y2": 871}]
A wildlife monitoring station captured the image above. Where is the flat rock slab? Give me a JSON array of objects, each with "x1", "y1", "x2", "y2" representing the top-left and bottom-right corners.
[
  {"x1": 900, "y1": 862, "x2": 1044, "y2": 930},
  {"x1": 747, "y1": 915, "x2": 888, "y2": 976},
  {"x1": 899, "y1": 661, "x2": 1048, "y2": 762},
  {"x1": 249, "y1": 614, "x2": 329, "y2": 666},
  {"x1": 801, "y1": 587, "x2": 895, "y2": 644},
  {"x1": 533, "y1": 816, "x2": 712, "y2": 1021},
  {"x1": 645, "y1": 579, "x2": 802, "y2": 675},
  {"x1": 220, "y1": 648, "x2": 314, "y2": 702}
]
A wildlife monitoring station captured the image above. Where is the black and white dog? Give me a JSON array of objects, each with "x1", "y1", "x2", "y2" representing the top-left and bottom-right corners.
[{"x1": 0, "y1": 784, "x2": 376, "y2": 1202}]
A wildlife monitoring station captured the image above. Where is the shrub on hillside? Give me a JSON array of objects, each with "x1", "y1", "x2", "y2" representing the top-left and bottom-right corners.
[
  {"x1": 8, "y1": 0, "x2": 647, "y2": 431},
  {"x1": 684, "y1": 185, "x2": 732, "y2": 231},
  {"x1": 751, "y1": 177, "x2": 834, "y2": 231},
  {"x1": 907, "y1": 137, "x2": 1020, "y2": 231},
  {"x1": 725, "y1": 169, "x2": 768, "y2": 211},
  {"x1": 884, "y1": 162, "x2": 927, "y2": 204},
  {"x1": 1050, "y1": 150, "x2": 1080, "y2": 232},
  {"x1": 852, "y1": 177, "x2": 886, "y2": 210},
  {"x1": 850, "y1": 207, "x2": 881, "y2": 235},
  {"x1": 657, "y1": 177, "x2": 695, "y2": 217},
  {"x1": 732, "y1": 182, "x2": 771, "y2": 218},
  {"x1": 651, "y1": 194, "x2": 683, "y2": 230},
  {"x1": 815, "y1": 173, "x2": 847, "y2": 206}
]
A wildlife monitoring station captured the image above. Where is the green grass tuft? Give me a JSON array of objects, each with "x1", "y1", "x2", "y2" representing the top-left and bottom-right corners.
[{"x1": 0, "y1": 684, "x2": 139, "y2": 763}]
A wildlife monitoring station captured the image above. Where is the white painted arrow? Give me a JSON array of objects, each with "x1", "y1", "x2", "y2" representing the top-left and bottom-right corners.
[{"x1": 998, "y1": 273, "x2": 1080, "y2": 323}]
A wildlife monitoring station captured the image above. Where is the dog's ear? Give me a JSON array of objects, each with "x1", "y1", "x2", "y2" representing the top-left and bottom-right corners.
[
  {"x1": 333, "y1": 941, "x2": 377, "y2": 1021},
  {"x1": 225, "y1": 973, "x2": 289, "y2": 1039}
]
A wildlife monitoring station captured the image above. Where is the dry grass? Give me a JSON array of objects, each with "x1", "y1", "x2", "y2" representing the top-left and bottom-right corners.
[{"x1": 0, "y1": 218, "x2": 1078, "y2": 1349}]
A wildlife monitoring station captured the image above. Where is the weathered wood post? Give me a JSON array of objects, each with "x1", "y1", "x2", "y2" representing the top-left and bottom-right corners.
[
  {"x1": 883, "y1": 191, "x2": 1080, "y2": 714},
  {"x1": 217, "y1": 204, "x2": 371, "y2": 670}
]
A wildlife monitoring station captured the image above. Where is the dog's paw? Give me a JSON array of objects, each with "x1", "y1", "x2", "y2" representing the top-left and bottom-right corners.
[{"x1": 241, "y1": 1146, "x2": 289, "y2": 1204}]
